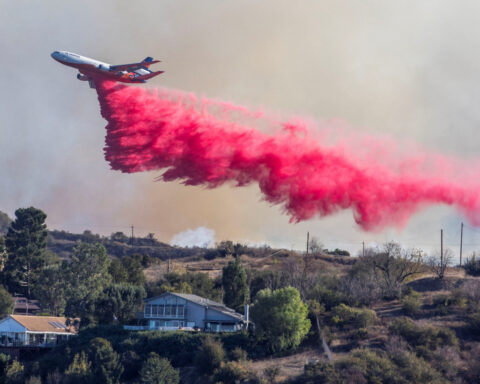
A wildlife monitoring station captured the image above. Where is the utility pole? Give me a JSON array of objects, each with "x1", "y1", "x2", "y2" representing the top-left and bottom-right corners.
[
  {"x1": 362, "y1": 241, "x2": 365, "y2": 258},
  {"x1": 440, "y1": 229, "x2": 444, "y2": 267},
  {"x1": 460, "y1": 222, "x2": 464, "y2": 267},
  {"x1": 131, "y1": 225, "x2": 134, "y2": 244},
  {"x1": 306, "y1": 232, "x2": 310, "y2": 257}
]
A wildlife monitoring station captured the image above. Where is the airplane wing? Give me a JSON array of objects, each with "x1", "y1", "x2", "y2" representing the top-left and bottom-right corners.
[{"x1": 109, "y1": 57, "x2": 160, "y2": 72}]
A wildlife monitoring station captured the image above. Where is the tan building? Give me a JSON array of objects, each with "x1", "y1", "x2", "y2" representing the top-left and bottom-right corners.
[{"x1": 0, "y1": 315, "x2": 77, "y2": 348}]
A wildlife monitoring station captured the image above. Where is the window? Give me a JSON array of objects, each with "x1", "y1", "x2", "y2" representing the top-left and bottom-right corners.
[
  {"x1": 158, "y1": 305, "x2": 164, "y2": 316},
  {"x1": 151, "y1": 305, "x2": 158, "y2": 316},
  {"x1": 145, "y1": 304, "x2": 151, "y2": 317},
  {"x1": 177, "y1": 305, "x2": 184, "y2": 317},
  {"x1": 165, "y1": 305, "x2": 172, "y2": 316}
]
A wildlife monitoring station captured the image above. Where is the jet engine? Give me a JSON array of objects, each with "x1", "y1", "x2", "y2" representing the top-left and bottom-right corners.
[{"x1": 77, "y1": 74, "x2": 89, "y2": 81}]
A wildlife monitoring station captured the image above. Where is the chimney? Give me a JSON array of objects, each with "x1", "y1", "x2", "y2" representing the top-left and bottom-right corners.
[{"x1": 244, "y1": 304, "x2": 249, "y2": 329}]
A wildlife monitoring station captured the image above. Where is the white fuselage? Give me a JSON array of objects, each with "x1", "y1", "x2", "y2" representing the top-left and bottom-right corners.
[
  {"x1": 51, "y1": 51, "x2": 150, "y2": 76},
  {"x1": 51, "y1": 51, "x2": 111, "y2": 70}
]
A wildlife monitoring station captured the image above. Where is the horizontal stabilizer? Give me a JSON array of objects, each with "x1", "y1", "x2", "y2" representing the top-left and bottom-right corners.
[{"x1": 134, "y1": 71, "x2": 164, "y2": 81}]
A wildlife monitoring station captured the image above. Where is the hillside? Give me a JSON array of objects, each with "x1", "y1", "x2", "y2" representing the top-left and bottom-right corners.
[{"x1": 47, "y1": 229, "x2": 206, "y2": 260}]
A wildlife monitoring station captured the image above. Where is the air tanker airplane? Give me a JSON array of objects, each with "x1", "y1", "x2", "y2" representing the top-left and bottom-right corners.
[{"x1": 51, "y1": 51, "x2": 163, "y2": 88}]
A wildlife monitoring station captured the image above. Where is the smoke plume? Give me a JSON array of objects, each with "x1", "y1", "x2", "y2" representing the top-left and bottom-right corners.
[
  {"x1": 95, "y1": 80, "x2": 480, "y2": 231},
  {"x1": 170, "y1": 227, "x2": 216, "y2": 248}
]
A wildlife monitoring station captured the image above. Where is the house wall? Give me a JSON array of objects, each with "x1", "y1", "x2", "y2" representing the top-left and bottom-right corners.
[
  {"x1": 0, "y1": 318, "x2": 26, "y2": 333},
  {"x1": 144, "y1": 294, "x2": 243, "y2": 329},
  {"x1": 186, "y1": 301, "x2": 209, "y2": 328}
]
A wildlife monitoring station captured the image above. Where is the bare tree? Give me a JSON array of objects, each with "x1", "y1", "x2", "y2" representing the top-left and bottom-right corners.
[
  {"x1": 361, "y1": 242, "x2": 424, "y2": 298},
  {"x1": 340, "y1": 270, "x2": 383, "y2": 305},
  {"x1": 282, "y1": 254, "x2": 319, "y2": 299},
  {"x1": 427, "y1": 249, "x2": 453, "y2": 280},
  {"x1": 309, "y1": 237, "x2": 324, "y2": 256}
]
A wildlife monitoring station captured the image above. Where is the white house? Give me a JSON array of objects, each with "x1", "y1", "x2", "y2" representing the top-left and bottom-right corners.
[
  {"x1": 125, "y1": 292, "x2": 248, "y2": 332},
  {"x1": 0, "y1": 315, "x2": 77, "y2": 348}
]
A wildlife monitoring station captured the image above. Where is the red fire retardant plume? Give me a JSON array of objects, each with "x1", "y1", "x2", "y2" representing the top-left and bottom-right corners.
[{"x1": 95, "y1": 80, "x2": 480, "y2": 231}]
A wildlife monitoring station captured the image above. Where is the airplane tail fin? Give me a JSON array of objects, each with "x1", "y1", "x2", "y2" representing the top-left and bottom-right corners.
[{"x1": 142, "y1": 57, "x2": 161, "y2": 67}]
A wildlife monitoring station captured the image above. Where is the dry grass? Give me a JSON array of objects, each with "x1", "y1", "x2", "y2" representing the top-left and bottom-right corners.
[
  {"x1": 143, "y1": 252, "x2": 350, "y2": 284},
  {"x1": 247, "y1": 349, "x2": 326, "y2": 381}
]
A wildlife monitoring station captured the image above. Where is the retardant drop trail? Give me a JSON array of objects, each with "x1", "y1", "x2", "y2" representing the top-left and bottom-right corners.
[{"x1": 95, "y1": 79, "x2": 480, "y2": 231}]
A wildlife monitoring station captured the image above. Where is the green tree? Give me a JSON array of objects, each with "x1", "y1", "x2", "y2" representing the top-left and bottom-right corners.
[
  {"x1": 4, "y1": 207, "x2": 48, "y2": 297},
  {"x1": 64, "y1": 243, "x2": 111, "y2": 324},
  {"x1": 0, "y1": 285, "x2": 13, "y2": 317},
  {"x1": 108, "y1": 256, "x2": 146, "y2": 286},
  {"x1": 88, "y1": 338, "x2": 123, "y2": 384},
  {"x1": 108, "y1": 259, "x2": 128, "y2": 284},
  {"x1": 121, "y1": 255, "x2": 146, "y2": 286},
  {"x1": 222, "y1": 258, "x2": 249, "y2": 313},
  {"x1": 34, "y1": 265, "x2": 66, "y2": 316},
  {"x1": 110, "y1": 232, "x2": 129, "y2": 243},
  {"x1": 64, "y1": 351, "x2": 92, "y2": 384},
  {"x1": 151, "y1": 272, "x2": 221, "y2": 301},
  {"x1": 140, "y1": 353, "x2": 179, "y2": 384},
  {"x1": 194, "y1": 337, "x2": 225, "y2": 376},
  {"x1": 95, "y1": 283, "x2": 146, "y2": 323},
  {"x1": 217, "y1": 240, "x2": 234, "y2": 256},
  {"x1": 251, "y1": 287, "x2": 311, "y2": 352},
  {"x1": 184, "y1": 272, "x2": 220, "y2": 301}
]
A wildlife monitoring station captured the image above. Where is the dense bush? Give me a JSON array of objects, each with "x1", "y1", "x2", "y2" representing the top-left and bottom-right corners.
[
  {"x1": 229, "y1": 347, "x2": 248, "y2": 362},
  {"x1": 463, "y1": 256, "x2": 480, "y2": 276},
  {"x1": 212, "y1": 361, "x2": 255, "y2": 383},
  {"x1": 432, "y1": 292, "x2": 467, "y2": 316},
  {"x1": 331, "y1": 304, "x2": 377, "y2": 328},
  {"x1": 467, "y1": 311, "x2": 480, "y2": 335},
  {"x1": 299, "y1": 349, "x2": 445, "y2": 384},
  {"x1": 389, "y1": 317, "x2": 459, "y2": 353},
  {"x1": 401, "y1": 290, "x2": 422, "y2": 316},
  {"x1": 327, "y1": 248, "x2": 350, "y2": 257},
  {"x1": 455, "y1": 280, "x2": 480, "y2": 308},
  {"x1": 309, "y1": 278, "x2": 348, "y2": 310},
  {"x1": 194, "y1": 337, "x2": 225, "y2": 376}
]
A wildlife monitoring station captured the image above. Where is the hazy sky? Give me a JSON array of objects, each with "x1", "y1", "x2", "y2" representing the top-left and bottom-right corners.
[{"x1": 2, "y1": 1, "x2": 480, "y2": 257}]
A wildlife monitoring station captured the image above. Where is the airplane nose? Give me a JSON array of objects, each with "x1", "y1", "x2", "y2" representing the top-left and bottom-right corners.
[{"x1": 51, "y1": 51, "x2": 60, "y2": 59}]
